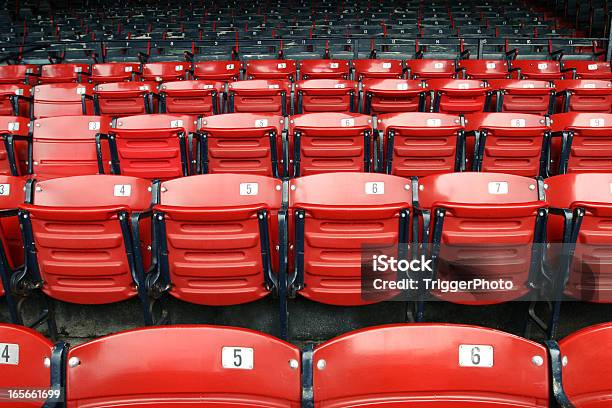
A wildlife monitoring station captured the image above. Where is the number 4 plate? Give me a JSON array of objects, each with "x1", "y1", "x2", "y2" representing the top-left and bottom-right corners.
[
  {"x1": 0, "y1": 343, "x2": 19, "y2": 365},
  {"x1": 458, "y1": 344, "x2": 493, "y2": 367},
  {"x1": 222, "y1": 347, "x2": 253, "y2": 370}
]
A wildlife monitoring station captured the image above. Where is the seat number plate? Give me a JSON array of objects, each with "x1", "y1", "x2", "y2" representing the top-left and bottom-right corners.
[
  {"x1": 365, "y1": 182, "x2": 384, "y2": 195},
  {"x1": 590, "y1": 118, "x2": 605, "y2": 127},
  {"x1": 0, "y1": 184, "x2": 10, "y2": 196},
  {"x1": 459, "y1": 344, "x2": 493, "y2": 367},
  {"x1": 488, "y1": 181, "x2": 508, "y2": 194},
  {"x1": 114, "y1": 184, "x2": 131, "y2": 197},
  {"x1": 240, "y1": 183, "x2": 259, "y2": 196},
  {"x1": 0, "y1": 343, "x2": 19, "y2": 365},
  {"x1": 222, "y1": 347, "x2": 253, "y2": 369}
]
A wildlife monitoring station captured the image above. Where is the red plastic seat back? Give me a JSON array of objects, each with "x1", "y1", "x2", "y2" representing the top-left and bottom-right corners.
[
  {"x1": 378, "y1": 112, "x2": 463, "y2": 177},
  {"x1": 0, "y1": 324, "x2": 53, "y2": 408},
  {"x1": 0, "y1": 176, "x2": 26, "y2": 268},
  {"x1": 20, "y1": 175, "x2": 151, "y2": 304},
  {"x1": 159, "y1": 80, "x2": 224, "y2": 116},
  {"x1": 555, "y1": 80, "x2": 612, "y2": 113},
  {"x1": 39, "y1": 64, "x2": 90, "y2": 84},
  {"x1": 458, "y1": 60, "x2": 510, "y2": 79},
  {"x1": 562, "y1": 61, "x2": 612, "y2": 80},
  {"x1": 489, "y1": 79, "x2": 555, "y2": 115},
  {"x1": 295, "y1": 79, "x2": 357, "y2": 113},
  {"x1": 141, "y1": 62, "x2": 190, "y2": 82},
  {"x1": 312, "y1": 324, "x2": 549, "y2": 407},
  {"x1": 428, "y1": 79, "x2": 491, "y2": 114},
  {"x1": 466, "y1": 112, "x2": 549, "y2": 177},
  {"x1": 200, "y1": 113, "x2": 284, "y2": 177},
  {"x1": 362, "y1": 79, "x2": 427, "y2": 114},
  {"x1": 95, "y1": 81, "x2": 158, "y2": 116},
  {"x1": 353, "y1": 59, "x2": 404, "y2": 80},
  {"x1": 155, "y1": 174, "x2": 282, "y2": 305},
  {"x1": 245, "y1": 59, "x2": 297, "y2": 81},
  {"x1": 405, "y1": 59, "x2": 456, "y2": 80},
  {"x1": 0, "y1": 65, "x2": 39, "y2": 85},
  {"x1": 0, "y1": 116, "x2": 29, "y2": 176},
  {"x1": 0, "y1": 84, "x2": 31, "y2": 117},
  {"x1": 65, "y1": 326, "x2": 301, "y2": 407},
  {"x1": 32, "y1": 116, "x2": 111, "y2": 179},
  {"x1": 558, "y1": 323, "x2": 612, "y2": 406},
  {"x1": 112, "y1": 114, "x2": 200, "y2": 180},
  {"x1": 418, "y1": 172, "x2": 547, "y2": 303},
  {"x1": 192, "y1": 60, "x2": 242, "y2": 81},
  {"x1": 289, "y1": 172, "x2": 412, "y2": 305},
  {"x1": 299, "y1": 59, "x2": 350, "y2": 79},
  {"x1": 512, "y1": 60, "x2": 563, "y2": 80},
  {"x1": 289, "y1": 112, "x2": 373, "y2": 176},
  {"x1": 33, "y1": 83, "x2": 95, "y2": 119},
  {"x1": 91, "y1": 63, "x2": 141, "y2": 84},
  {"x1": 228, "y1": 79, "x2": 291, "y2": 115}
]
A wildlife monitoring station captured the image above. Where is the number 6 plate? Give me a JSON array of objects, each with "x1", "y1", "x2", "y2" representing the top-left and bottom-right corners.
[
  {"x1": 222, "y1": 347, "x2": 254, "y2": 370},
  {"x1": 458, "y1": 344, "x2": 493, "y2": 367}
]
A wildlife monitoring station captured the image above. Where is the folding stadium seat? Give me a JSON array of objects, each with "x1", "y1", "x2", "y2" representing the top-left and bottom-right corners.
[
  {"x1": 227, "y1": 80, "x2": 291, "y2": 116},
  {"x1": 39, "y1": 63, "x2": 91, "y2": 84},
  {"x1": 0, "y1": 116, "x2": 29, "y2": 176},
  {"x1": 289, "y1": 172, "x2": 412, "y2": 305},
  {"x1": 466, "y1": 113, "x2": 550, "y2": 177},
  {"x1": 548, "y1": 324, "x2": 612, "y2": 407},
  {"x1": 91, "y1": 62, "x2": 141, "y2": 84},
  {"x1": 512, "y1": 60, "x2": 564, "y2": 80},
  {"x1": 0, "y1": 65, "x2": 40, "y2": 85},
  {"x1": 555, "y1": 80, "x2": 612, "y2": 113},
  {"x1": 94, "y1": 81, "x2": 159, "y2": 116},
  {"x1": 298, "y1": 59, "x2": 351, "y2": 79},
  {"x1": 192, "y1": 60, "x2": 243, "y2": 81},
  {"x1": 562, "y1": 61, "x2": 612, "y2": 79},
  {"x1": 288, "y1": 112, "x2": 374, "y2": 176},
  {"x1": 428, "y1": 79, "x2": 493, "y2": 114},
  {"x1": 361, "y1": 79, "x2": 428, "y2": 114},
  {"x1": 489, "y1": 79, "x2": 556, "y2": 115},
  {"x1": 308, "y1": 324, "x2": 549, "y2": 407},
  {"x1": 415, "y1": 172, "x2": 547, "y2": 305},
  {"x1": 0, "y1": 84, "x2": 31, "y2": 117},
  {"x1": 141, "y1": 61, "x2": 190, "y2": 82},
  {"x1": 377, "y1": 112, "x2": 464, "y2": 177},
  {"x1": 245, "y1": 59, "x2": 297, "y2": 81},
  {"x1": 404, "y1": 59, "x2": 457, "y2": 80},
  {"x1": 458, "y1": 60, "x2": 512, "y2": 80},
  {"x1": 64, "y1": 326, "x2": 301, "y2": 406},
  {"x1": 159, "y1": 80, "x2": 224, "y2": 116},
  {"x1": 18, "y1": 175, "x2": 155, "y2": 323},
  {"x1": 107, "y1": 114, "x2": 201, "y2": 179},
  {"x1": 295, "y1": 79, "x2": 357, "y2": 113},
  {"x1": 353, "y1": 59, "x2": 404, "y2": 80},
  {"x1": 33, "y1": 83, "x2": 96, "y2": 119},
  {"x1": 199, "y1": 113, "x2": 284, "y2": 177},
  {"x1": 551, "y1": 113, "x2": 612, "y2": 173}
]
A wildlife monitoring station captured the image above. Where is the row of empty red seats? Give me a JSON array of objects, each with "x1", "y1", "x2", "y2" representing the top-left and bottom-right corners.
[
  {"x1": 1, "y1": 171, "x2": 611, "y2": 335},
  {"x1": 1, "y1": 322, "x2": 610, "y2": 407},
  {"x1": 1, "y1": 60, "x2": 611, "y2": 85}
]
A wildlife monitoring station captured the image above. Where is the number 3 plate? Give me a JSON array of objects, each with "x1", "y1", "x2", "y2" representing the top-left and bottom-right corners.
[
  {"x1": 458, "y1": 344, "x2": 493, "y2": 367},
  {"x1": 222, "y1": 347, "x2": 254, "y2": 370}
]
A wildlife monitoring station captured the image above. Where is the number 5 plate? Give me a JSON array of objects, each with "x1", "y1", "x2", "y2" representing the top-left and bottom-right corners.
[
  {"x1": 458, "y1": 344, "x2": 493, "y2": 367},
  {"x1": 222, "y1": 347, "x2": 254, "y2": 370}
]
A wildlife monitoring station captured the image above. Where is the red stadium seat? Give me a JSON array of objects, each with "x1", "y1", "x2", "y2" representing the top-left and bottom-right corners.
[
  {"x1": 289, "y1": 172, "x2": 412, "y2": 305},
  {"x1": 141, "y1": 61, "x2": 190, "y2": 82},
  {"x1": 555, "y1": 80, "x2": 612, "y2": 113},
  {"x1": 405, "y1": 59, "x2": 456, "y2": 80},
  {"x1": 18, "y1": 175, "x2": 154, "y2": 323},
  {"x1": 0, "y1": 84, "x2": 31, "y2": 117},
  {"x1": 551, "y1": 113, "x2": 612, "y2": 173},
  {"x1": 310, "y1": 324, "x2": 549, "y2": 407},
  {"x1": 458, "y1": 59, "x2": 511, "y2": 79},
  {"x1": 417, "y1": 172, "x2": 547, "y2": 304},
  {"x1": 227, "y1": 79, "x2": 290, "y2": 115},
  {"x1": 353, "y1": 59, "x2": 404, "y2": 80},
  {"x1": 562, "y1": 61, "x2": 612, "y2": 80},
  {"x1": 0, "y1": 116, "x2": 29, "y2": 176},
  {"x1": 361, "y1": 79, "x2": 427, "y2": 114},
  {"x1": 33, "y1": 83, "x2": 96, "y2": 119},
  {"x1": 288, "y1": 112, "x2": 373, "y2": 176},
  {"x1": 298, "y1": 59, "x2": 351, "y2": 79},
  {"x1": 159, "y1": 80, "x2": 224, "y2": 116},
  {"x1": 109, "y1": 114, "x2": 201, "y2": 179},
  {"x1": 546, "y1": 173, "x2": 612, "y2": 303},
  {"x1": 428, "y1": 79, "x2": 493, "y2": 114},
  {"x1": 152, "y1": 174, "x2": 282, "y2": 305},
  {"x1": 245, "y1": 59, "x2": 297, "y2": 81},
  {"x1": 0, "y1": 65, "x2": 39, "y2": 85},
  {"x1": 0, "y1": 324, "x2": 55, "y2": 408},
  {"x1": 91, "y1": 63, "x2": 141, "y2": 84},
  {"x1": 512, "y1": 60, "x2": 563, "y2": 80},
  {"x1": 199, "y1": 113, "x2": 284, "y2": 177},
  {"x1": 295, "y1": 79, "x2": 357, "y2": 113},
  {"x1": 548, "y1": 323, "x2": 612, "y2": 407},
  {"x1": 64, "y1": 326, "x2": 301, "y2": 407},
  {"x1": 192, "y1": 60, "x2": 242, "y2": 81},
  {"x1": 39, "y1": 63, "x2": 91, "y2": 84},
  {"x1": 489, "y1": 79, "x2": 555, "y2": 115},
  {"x1": 466, "y1": 112, "x2": 550, "y2": 177},
  {"x1": 94, "y1": 81, "x2": 159, "y2": 116},
  {"x1": 377, "y1": 112, "x2": 464, "y2": 177}
]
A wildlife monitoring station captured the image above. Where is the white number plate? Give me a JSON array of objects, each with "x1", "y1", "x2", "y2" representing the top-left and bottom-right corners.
[
  {"x1": 510, "y1": 118, "x2": 526, "y2": 127},
  {"x1": 124, "y1": 66, "x2": 133, "y2": 72},
  {"x1": 434, "y1": 62, "x2": 444, "y2": 69},
  {"x1": 239, "y1": 183, "x2": 258, "y2": 196},
  {"x1": 459, "y1": 344, "x2": 493, "y2": 367},
  {"x1": 590, "y1": 118, "x2": 605, "y2": 127},
  {"x1": 7, "y1": 122, "x2": 19, "y2": 131},
  {"x1": 396, "y1": 83, "x2": 408, "y2": 90},
  {"x1": 170, "y1": 120, "x2": 183, "y2": 128},
  {"x1": 226, "y1": 64, "x2": 235, "y2": 70},
  {"x1": 365, "y1": 182, "x2": 384, "y2": 195},
  {"x1": 0, "y1": 343, "x2": 19, "y2": 365},
  {"x1": 277, "y1": 63, "x2": 287, "y2": 69},
  {"x1": 330, "y1": 62, "x2": 339, "y2": 69},
  {"x1": 427, "y1": 118, "x2": 442, "y2": 127},
  {"x1": 537, "y1": 63, "x2": 548, "y2": 69},
  {"x1": 114, "y1": 184, "x2": 132, "y2": 197},
  {"x1": 222, "y1": 347, "x2": 254, "y2": 370},
  {"x1": 0, "y1": 184, "x2": 10, "y2": 196},
  {"x1": 340, "y1": 118, "x2": 354, "y2": 127},
  {"x1": 382, "y1": 62, "x2": 392, "y2": 69},
  {"x1": 588, "y1": 64, "x2": 598, "y2": 70},
  {"x1": 88, "y1": 121, "x2": 100, "y2": 131},
  {"x1": 175, "y1": 65, "x2": 184, "y2": 71},
  {"x1": 255, "y1": 119, "x2": 268, "y2": 128},
  {"x1": 486, "y1": 62, "x2": 496, "y2": 69},
  {"x1": 488, "y1": 181, "x2": 508, "y2": 194}
]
